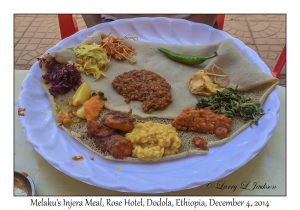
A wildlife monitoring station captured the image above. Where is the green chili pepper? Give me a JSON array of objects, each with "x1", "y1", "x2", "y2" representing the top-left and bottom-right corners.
[{"x1": 158, "y1": 48, "x2": 218, "y2": 65}]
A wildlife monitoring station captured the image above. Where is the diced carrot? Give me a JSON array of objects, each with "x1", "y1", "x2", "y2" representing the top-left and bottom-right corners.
[
  {"x1": 116, "y1": 46, "x2": 124, "y2": 53},
  {"x1": 113, "y1": 53, "x2": 124, "y2": 60},
  {"x1": 84, "y1": 96, "x2": 104, "y2": 120},
  {"x1": 104, "y1": 45, "x2": 112, "y2": 55},
  {"x1": 76, "y1": 58, "x2": 83, "y2": 63},
  {"x1": 99, "y1": 34, "x2": 136, "y2": 64}
]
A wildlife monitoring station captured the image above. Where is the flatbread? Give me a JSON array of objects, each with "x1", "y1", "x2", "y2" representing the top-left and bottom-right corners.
[{"x1": 40, "y1": 31, "x2": 278, "y2": 162}]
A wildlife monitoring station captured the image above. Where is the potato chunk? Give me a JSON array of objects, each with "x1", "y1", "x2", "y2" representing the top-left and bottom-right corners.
[
  {"x1": 72, "y1": 83, "x2": 91, "y2": 106},
  {"x1": 188, "y1": 70, "x2": 223, "y2": 96},
  {"x1": 76, "y1": 101, "x2": 87, "y2": 119}
]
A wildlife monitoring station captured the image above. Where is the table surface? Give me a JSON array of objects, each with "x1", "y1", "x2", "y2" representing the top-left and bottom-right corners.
[{"x1": 14, "y1": 70, "x2": 286, "y2": 196}]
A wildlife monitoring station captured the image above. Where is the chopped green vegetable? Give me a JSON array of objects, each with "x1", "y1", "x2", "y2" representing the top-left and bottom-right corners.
[
  {"x1": 147, "y1": 108, "x2": 156, "y2": 114},
  {"x1": 196, "y1": 88, "x2": 264, "y2": 126},
  {"x1": 92, "y1": 91, "x2": 107, "y2": 101}
]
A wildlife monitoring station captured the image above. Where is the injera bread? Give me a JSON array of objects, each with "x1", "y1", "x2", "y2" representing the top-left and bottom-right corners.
[{"x1": 40, "y1": 31, "x2": 279, "y2": 162}]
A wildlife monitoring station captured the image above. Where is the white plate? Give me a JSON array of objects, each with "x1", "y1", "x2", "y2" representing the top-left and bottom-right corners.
[{"x1": 18, "y1": 17, "x2": 280, "y2": 193}]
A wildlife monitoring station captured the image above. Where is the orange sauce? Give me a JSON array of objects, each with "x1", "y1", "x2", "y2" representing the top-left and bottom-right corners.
[{"x1": 72, "y1": 156, "x2": 84, "y2": 161}]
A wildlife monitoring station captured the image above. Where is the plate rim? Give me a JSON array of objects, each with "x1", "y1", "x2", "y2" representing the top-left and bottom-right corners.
[{"x1": 18, "y1": 17, "x2": 280, "y2": 193}]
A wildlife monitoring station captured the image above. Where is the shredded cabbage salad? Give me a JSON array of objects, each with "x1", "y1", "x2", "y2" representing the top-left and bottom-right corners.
[{"x1": 72, "y1": 43, "x2": 110, "y2": 80}]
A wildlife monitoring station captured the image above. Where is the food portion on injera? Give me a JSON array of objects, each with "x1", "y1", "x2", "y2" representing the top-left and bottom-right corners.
[{"x1": 40, "y1": 31, "x2": 278, "y2": 162}]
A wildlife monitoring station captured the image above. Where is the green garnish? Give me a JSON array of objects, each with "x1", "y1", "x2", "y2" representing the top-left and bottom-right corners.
[
  {"x1": 92, "y1": 91, "x2": 107, "y2": 101},
  {"x1": 196, "y1": 88, "x2": 264, "y2": 126},
  {"x1": 147, "y1": 108, "x2": 156, "y2": 114}
]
